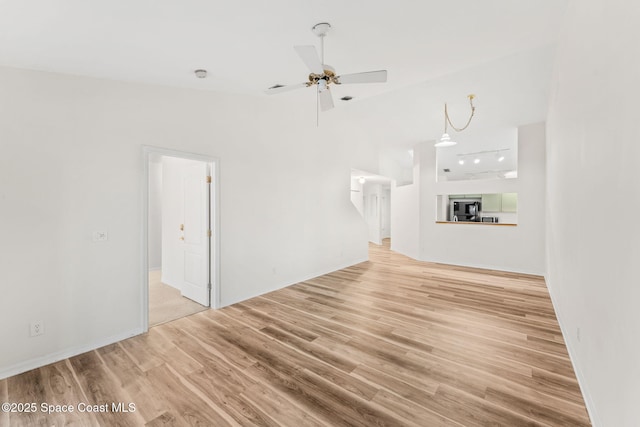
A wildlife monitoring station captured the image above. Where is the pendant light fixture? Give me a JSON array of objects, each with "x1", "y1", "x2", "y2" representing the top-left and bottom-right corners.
[{"x1": 434, "y1": 94, "x2": 476, "y2": 147}]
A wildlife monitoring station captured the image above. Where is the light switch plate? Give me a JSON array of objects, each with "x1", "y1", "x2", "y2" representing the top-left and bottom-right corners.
[{"x1": 93, "y1": 231, "x2": 108, "y2": 242}]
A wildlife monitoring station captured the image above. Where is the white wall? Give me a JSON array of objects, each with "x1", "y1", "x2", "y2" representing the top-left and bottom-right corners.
[
  {"x1": 546, "y1": 1, "x2": 640, "y2": 425},
  {"x1": 364, "y1": 183, "x2": 382, "y2": 244},
  {"x1": 390, "y1": 163, "x2": 420, "y2": 259},
  {"x1": 148, "y1": 155, "x2": 162, "y2": 270},
  {"x1": 381, "y1": 188, "x2": 391, "y2": 239},
  {"x1": 0, "y1": 66, "x2": 374, "y2": 378},
  {"x1": 350, "y1": 178, "x2": 364, "y2": 217},
  {"x1": 389, "y1": 123, "x2": 545, "y2": 274}
]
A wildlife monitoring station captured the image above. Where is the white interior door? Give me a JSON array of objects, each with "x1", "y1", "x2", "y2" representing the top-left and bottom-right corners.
[{"x1": 180, "y1": 162, "x2": 210, "y2": 306}]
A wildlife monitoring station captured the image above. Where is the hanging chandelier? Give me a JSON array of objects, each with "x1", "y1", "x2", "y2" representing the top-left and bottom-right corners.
[{"x1": 434, "y1": 94, "x2": 476, "y2": 147}]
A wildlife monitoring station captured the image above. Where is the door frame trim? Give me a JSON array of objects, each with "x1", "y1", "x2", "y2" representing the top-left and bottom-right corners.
[{"x1": 141, "y1": 145, "x2": 221, "y2": 332}]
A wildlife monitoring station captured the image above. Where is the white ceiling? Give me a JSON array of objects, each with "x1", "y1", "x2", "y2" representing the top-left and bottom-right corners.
[{"x1": 0, "y1": 0, "x2": 568, "y2": 150}]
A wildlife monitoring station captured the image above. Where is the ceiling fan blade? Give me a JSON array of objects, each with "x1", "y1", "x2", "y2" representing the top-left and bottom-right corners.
[
  {"x1": 294, "y1": 45, "x2": 324, "y2": 75},
  {"x1": 318, "y1": 88, "x2": 334, "y2": 111},
  {"x1": 264, "y1": 83, "x2": 308, "y2": 94},
  {"x1": 336, "y1": 70, "x2": 388, "y2": 84}
]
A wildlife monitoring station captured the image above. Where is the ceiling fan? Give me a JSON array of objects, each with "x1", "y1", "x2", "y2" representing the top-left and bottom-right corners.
[{"x1": 265, "y1": 22, "x2": 388, "y2": 112}]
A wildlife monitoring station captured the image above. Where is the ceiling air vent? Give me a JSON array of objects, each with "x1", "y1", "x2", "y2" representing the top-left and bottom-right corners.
[
  {"x1": 443, "y1": 168, "x2": 451, "y2": 173},
  {"x1": 341, "y1": 96, "x2": 353, "y2": 101}
]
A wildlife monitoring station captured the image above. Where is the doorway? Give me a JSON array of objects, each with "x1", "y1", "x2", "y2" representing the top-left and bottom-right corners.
[
  {"x1": 142, "y1": 147, "x2": 220, "y2": 330},
  {"x1": 350, "y1": 169, "x2": 392, "y2": 245}
]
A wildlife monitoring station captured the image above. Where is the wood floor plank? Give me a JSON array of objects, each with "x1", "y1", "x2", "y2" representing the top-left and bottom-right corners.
[
  {"x1": 39, "y1": 361, "x2": 100, "y2": 427},
  {"x1": 98, "y1": 343, "x2": 170, "y2": 423},
  {"x1": 485, "y1": 386, "x2": 590, "y2": 426},
  {"x1": 0, "y1": 378, "x2": 8, "y2": 427},
  {"x1": 145, "y1": 364, "x2": 237, "y2": 426},
  {"x1": 185, "y1": 366, "x2": 280, "y2": 426},
  {"x1": 6, "y1": 369, "x2": 49, "y2": 427},
  {"x1": 145, "y1": 410, "x2": 187, "y2": 427},
  {"x1": 240, "y1": 383, "x2": 328, "y2": 427},
  {"x1": 371, "y1": 388, "x2": 464, "y2": 427},
  {"x1": 68, "y1": 351, "x2": 146, "y2": 427},
  {"x1": 2, "y1": 240, "x2": 591, "y2": 426}
]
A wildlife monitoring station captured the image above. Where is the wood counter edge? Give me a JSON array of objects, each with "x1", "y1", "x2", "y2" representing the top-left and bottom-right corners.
[{"x1": 435, "y1": 221, "x2": 517, "y2": 227}]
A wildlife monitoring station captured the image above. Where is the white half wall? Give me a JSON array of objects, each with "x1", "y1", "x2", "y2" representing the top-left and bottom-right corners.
[
  {"x1": 390, "y1": 123, "x2": 545, "y2": 274},
  {"x1": 546, "y1": 1, "x2": 640, "y2": 425},
  {"x1": 0, "y1": 66, "x2": 373, "y2": 378}
]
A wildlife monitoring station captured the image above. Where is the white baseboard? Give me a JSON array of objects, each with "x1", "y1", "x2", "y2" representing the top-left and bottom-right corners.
[
  {"x1": 421, "y1": 257, "x2": 545, "y2": 277},
  {"x1": 545, "y1": 274, "x2": 601, "y2": 427},
  {"x1": 293, "y1": 256, "x2": 370, "y2": 289},
  {"x1": 220, "y1": 255, "x2": 369, "y2": 308},
  {"x1": 0, "y1": 327, "x2": 144, "y2": 380},
  {"x1": 160, "y1": 276, "x2": 182, "y2": 291}
]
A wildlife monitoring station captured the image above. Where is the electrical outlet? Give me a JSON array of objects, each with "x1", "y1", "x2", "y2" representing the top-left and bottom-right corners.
[{"x1": 30, "y1": 321, "x2": 45, "y2": 337}]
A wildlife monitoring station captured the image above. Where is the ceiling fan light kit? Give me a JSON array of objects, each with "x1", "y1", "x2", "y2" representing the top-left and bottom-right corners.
[
  {"x1": 435, "y1": 133, "x2": 456, "y2": 148},
  {"x1": 434, "y1": 94, "x2": 476, "y2": 148},
  {"x1": 265, "y1": 22, "x2": 388, "y2": 116}
]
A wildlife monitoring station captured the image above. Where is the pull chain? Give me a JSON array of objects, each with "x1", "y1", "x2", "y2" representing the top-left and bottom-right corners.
[{"x1": 445, "y1": 94, "x2": 476, "y2": 133}]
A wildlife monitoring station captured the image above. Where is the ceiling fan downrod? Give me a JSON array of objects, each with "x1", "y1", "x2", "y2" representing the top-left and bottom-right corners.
[{"x1": 311, "y1": 22, "x2": 331, "y2": 65}]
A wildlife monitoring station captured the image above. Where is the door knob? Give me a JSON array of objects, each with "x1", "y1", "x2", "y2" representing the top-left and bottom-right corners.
[{"x1": 179, "y1": 224, "x2": 184, "y2": 231}]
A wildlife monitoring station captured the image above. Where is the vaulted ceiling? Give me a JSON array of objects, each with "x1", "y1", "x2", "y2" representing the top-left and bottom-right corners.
[{"x1": 0, "y1": 0, "x2": 568, "y2": 151}]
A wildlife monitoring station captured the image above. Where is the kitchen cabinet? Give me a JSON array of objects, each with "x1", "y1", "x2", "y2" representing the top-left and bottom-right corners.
[
  {"x1": 447, "y1": 193, "x2": 518, "y2": 214},
  {"x1": 501, "y1": 193, "x2": 518, "y2": 212},
  {"x1": 482, "y1": 193, "x2": 502, "y2": 212}
]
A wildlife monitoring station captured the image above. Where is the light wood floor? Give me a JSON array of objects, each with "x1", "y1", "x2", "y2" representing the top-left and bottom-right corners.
[
  {"x1": 1, "y1": 240, "x2": 591, "y2": 426},
  {"x1": 149, "y1": 270, "x2": 208, "y2": 327}
]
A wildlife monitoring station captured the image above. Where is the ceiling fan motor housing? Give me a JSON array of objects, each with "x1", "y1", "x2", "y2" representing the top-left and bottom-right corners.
[{"x1": 308, "y1": 65, "x2": 336, "y2": 86}]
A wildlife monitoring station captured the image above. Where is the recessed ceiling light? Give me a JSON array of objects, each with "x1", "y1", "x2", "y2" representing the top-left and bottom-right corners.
[
  {"x1": 458, "y1": 159, "x2": 465, "y2": 165},
  {"x1": 498, "y1": 155, "x2": 505, "y2": 162},
  {"x1": 358, "y1": 176, "x2": 366, "y2": 184},
  {"x1": 474, "y1": 158, "x2": 480, "y2": 164},
  {"x1": 194, "y1": 69, "x2": 207, "y2": 79}
]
